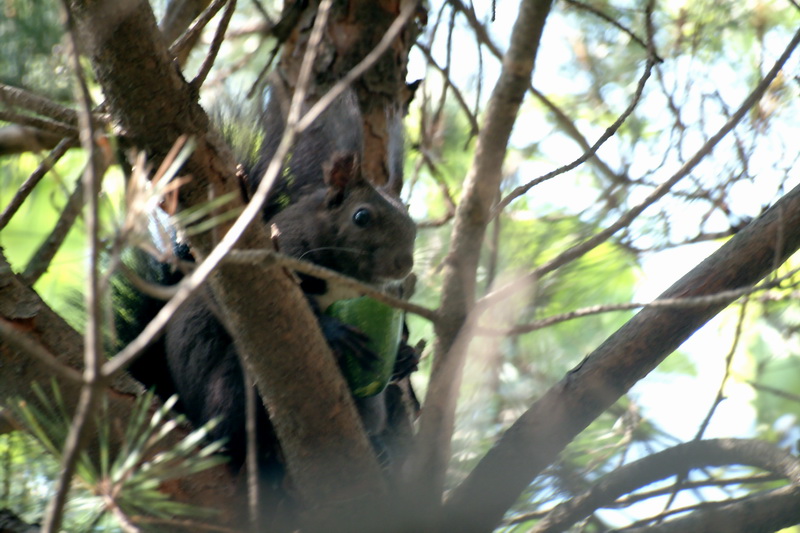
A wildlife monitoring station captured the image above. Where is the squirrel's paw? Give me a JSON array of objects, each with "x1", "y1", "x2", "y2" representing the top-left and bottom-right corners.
[
  {"x1": 392, "y1": 341, "x2": 420, "y2": 381},
  {"x1": 317, "y1": 314, "x2": 379, "y2": 371}
]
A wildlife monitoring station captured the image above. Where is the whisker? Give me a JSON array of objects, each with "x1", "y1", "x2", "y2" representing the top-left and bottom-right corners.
[{"x1": 298, "y1": 247, "x2": 368, "y2": 261}]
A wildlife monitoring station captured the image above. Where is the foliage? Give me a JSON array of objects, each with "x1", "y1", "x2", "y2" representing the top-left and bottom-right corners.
[
  {"x1": 10, "y1": 382, "x2": 226, "y2": 531},
  {"x1": 1, "y1": 0, "x2": 800, "y2": 531},
  {"x1": 0, "y1": 151, "x2": 89, "y2": 326},
  {"x1": 0, "y1": 0, "x2": 70, "y2": 100},
  {"x1": 0, "y1": 431, "x2": 60, "y2": 525}
]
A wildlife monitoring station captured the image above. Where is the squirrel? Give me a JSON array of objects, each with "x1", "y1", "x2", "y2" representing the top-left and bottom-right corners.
[{"x1": 114, "y1": 86, "x2": 418, "y2": 509}]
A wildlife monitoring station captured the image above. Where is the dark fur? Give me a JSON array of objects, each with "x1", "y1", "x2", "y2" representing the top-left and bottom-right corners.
[{"x1": 114, "y1": 89, "x2": 418, "y2": 512}]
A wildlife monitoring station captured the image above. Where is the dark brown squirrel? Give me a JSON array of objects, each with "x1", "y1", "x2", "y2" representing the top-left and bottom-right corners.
[
  {"x1": 271, "y1": 151, "x2": 415, "y2": 307},
  {"x1": 115, "y1": 87, "x2": 418, "y2": 503}
]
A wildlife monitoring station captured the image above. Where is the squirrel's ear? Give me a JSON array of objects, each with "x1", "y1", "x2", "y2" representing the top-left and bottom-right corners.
[{"x1": 324, "y1": 152, "x2": 362, "y2": 206}]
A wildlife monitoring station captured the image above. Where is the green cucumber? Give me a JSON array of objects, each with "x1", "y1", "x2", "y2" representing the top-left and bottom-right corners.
[{"x1": 325, "y1": 297, "x2": 403, "y2": 397}]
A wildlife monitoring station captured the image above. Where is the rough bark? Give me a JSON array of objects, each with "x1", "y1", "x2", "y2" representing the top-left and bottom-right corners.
[{"x1": 273, "y1": 0, "x2": 419, "y2": 189}]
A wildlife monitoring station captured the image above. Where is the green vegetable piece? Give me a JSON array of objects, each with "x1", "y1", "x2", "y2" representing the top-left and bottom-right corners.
[{"x1": 325, "y1": 296, "x2": 403, "y2": 397}]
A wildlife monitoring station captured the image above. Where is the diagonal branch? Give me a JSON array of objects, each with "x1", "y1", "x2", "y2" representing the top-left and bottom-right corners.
[
  {"x1": 42, "y1": 3, "x2": 108, "y2": 529},
  {"x1": 0, "y1": 138, "x2": 75, "y2": 230},
  {"x1": 479, "y1": 24, "x2": 800, "y2": 312},
  {"x1": 442, "y1": 159, "x2": 800, "y2": 532},
  {"x1": 620, "y1": 483, "x2": 800, "y2": 533},
  {"x1": 532, "y1": 438, "x2": 800, "y2": 533},
  {"x1": 409, "y1": 0, "x2": 555, "y2": 506},
  {"x1": 0, "y1": 83, "x2": 81, "y2": 126}
]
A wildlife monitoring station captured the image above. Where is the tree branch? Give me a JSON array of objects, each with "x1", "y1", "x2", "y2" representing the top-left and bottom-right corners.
[
  {"x1": 410, "y1": 0, "x2": 555, "y2": 510},
  {"x1": 442, "y1": 161, "x2": 800, "y2": 532},
  {"x1": 42, "y1": 4, "x2": 109, "y2": 528},
  {"x1": 479, "y1": 24, "x2": 800, "y2": 312},
  {"x1": 451, "y1": 0, "x2": 626, "y2": 189},
  {"x1": 532, "y1": 438, "x2": 800, "y2": 533},
  {"x1": 0, "y1": 138, "x2": 75, "y2": 230},
  {"x1": 477, "y1": 267, "x2": 800, "y2": 336},
  {"x1": 0, "y1": 83, "x2": 81, "y2": 126},
  {"x1": 620, "y1": 483, "x2": 800, "y2": 533}
]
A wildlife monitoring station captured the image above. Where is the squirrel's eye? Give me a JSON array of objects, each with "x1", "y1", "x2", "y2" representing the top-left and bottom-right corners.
[{"x1": 352, "y1": 208, "x2": 372, "y2": 227}]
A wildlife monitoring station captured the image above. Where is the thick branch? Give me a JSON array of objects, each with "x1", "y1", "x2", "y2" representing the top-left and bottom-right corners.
[
  {"x1": 442, "y1": 177, "x2": 800, "y2": 531},
  {"x1": 534, "y1": 438, "x2": 800, "y2": 533},
  {"x1": 411, "y1": 0, "x2": 554, "y2": 502},
  {"x1": 0, "y1": 251, "x2": 238, "y2": 521},
  {"x1": 621, "y1": 484, "x2": 800, "y2": 533}
]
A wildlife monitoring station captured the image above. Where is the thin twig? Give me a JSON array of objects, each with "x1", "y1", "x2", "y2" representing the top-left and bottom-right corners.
[
  {"x1": 492, "y1": 44, "x2": 656, "y2": 216},
  {"x1": 168, "y1": 0, "x2": 227, "y2": 60},
  {"x1": 479, "y1": 24, "x2": 800, "y2": 313},
  {"x1": 21, "y1": 176, "x2": 84, "y2": 286},
  {"x1": 190, "y1": 0, "x2": 237, "y2": 90},
  {"x1": 695, "y1": 301, "x2": 749, "y2": 440},
  {"x1": 506, "y1": 472, "x2": 783, "y2": 526},
  {"x1": 531, "y1": 438, "x2": 800, "y2": 533},
  {"x1": 42, "y1": 2, "x2": 108, "y2": 531},
  {"x1": 748, "y1": 381, "x2": 800, "y2": 404},
  {"x1": 619, "y1": 484, "x2": 800, "y2": 532},
  {"x1": 480, "y1": 268, "x2": 799, "y2": 336},
  {"x1": 657, "y1": 298, "x2": 750, "y2": 519},
  {"x1": 622, "y1": 228, "x2": 743, "y2": 253},
  {"x1": 613, "y1": 473, "x2": 783, "y2": 507},
  {"x1": 451, "y1": 0, "x2": 631, "y2": 206},
  {"x1": 223, "y1": 250, "x2": 438, "y2": 322},
  {"x1": 530, "y1": 85, "x2": 625, "y2": 185},
  {"x1": 563, "y1": 0, "x2": 661, "y2": 59},
  {"x1": 415, "y1": 42, "x2": 480, "y2": 136},
  {"x1": 0, "y1": 138, "x2": 75, "y2": 231},
  {"x1": 406, "y1": 147, "x2": 456, "y2": 228}
]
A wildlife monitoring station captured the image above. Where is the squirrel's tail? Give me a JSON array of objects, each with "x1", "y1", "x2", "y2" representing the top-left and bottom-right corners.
[{"x1": 112, "y1": 242, "x2": 188, "y2": 403}]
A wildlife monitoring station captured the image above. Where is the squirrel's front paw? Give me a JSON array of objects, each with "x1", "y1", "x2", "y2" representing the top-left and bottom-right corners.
[
  {"x1": 392, "y1": 341, "x2": 420, "y2": 381},
  {"x1": 318, "y1": 314, "x2": 379, "y2": 371}
]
